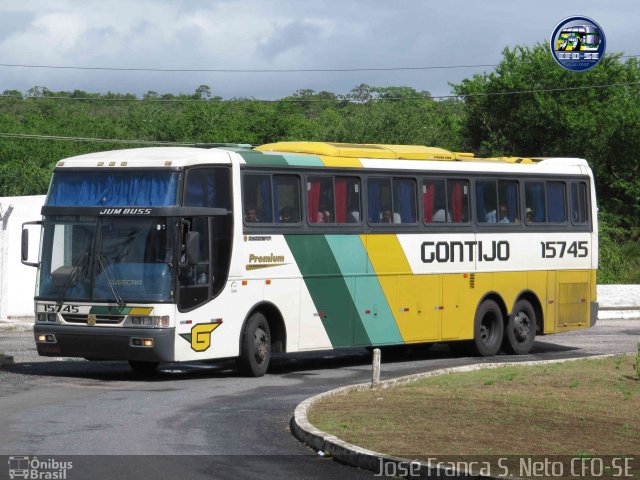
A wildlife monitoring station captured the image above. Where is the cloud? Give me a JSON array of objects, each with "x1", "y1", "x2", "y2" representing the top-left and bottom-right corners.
[{"x1": 0, "y1": 0, "x2": 637, "y2": 98}]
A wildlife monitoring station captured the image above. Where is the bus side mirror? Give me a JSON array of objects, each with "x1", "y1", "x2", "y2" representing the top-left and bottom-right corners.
[
  {"x1": 21, "y1": 229, "x2": 28, "y2": 262},
  {"x1": 185, "y1": 231, "x2": 200, "y2": 265},
  {"x1": 21, "y1": 221, "x2": 41, "y2": 267}
]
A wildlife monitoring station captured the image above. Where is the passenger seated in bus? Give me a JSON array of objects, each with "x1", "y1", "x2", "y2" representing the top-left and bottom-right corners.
[
  {"x1": 484, "y1": 209, "x2": 497, "y2": 223},
  {"x1": 525, "y1": 208, "x2": 534, "y2": 223},
  {"x1": 381, "y1": 208, "x2": 393, "y2": 223},
  {"x1": 350, "y1": 211, "x2": 360, "y2": 223},
  {"x1": 279, "y1": 206, "x2": 294, "y2": 223},
  {"x1": 499, "y1": 204, "x2": 510, "y2": 223},
  {"x1": 317, "y1": 202, "x2": 332, "y2": 223},
  {"x1": 245, "y1": 207, "x2": 260, "y2": 223},
  {"x1": 433, "y1": 208, "x2": 451, "y2": 222}
]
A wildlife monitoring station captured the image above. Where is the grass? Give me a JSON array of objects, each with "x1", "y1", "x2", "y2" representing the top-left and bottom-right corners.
[{"x1": 308, "y1": 356, "x2": 640, "y2": 457}]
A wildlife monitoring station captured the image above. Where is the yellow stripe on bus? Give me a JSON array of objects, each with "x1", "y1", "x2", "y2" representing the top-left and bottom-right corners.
[
  {"x1": 319, "y1": 155, "x2": 363, "y2": 168},
  {"x1": 363, "y1": 234, "x2": 441, "y2": 343}
]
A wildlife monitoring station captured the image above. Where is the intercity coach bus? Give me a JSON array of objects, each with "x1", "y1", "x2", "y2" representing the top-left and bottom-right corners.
[{"x1": 22, "y1": 142, "x2": 598, "y2": 376}]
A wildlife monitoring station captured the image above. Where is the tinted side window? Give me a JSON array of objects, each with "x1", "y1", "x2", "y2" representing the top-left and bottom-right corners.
[
  {"x1": 547, "y1": 182, "x2": 566, "y2": 223},
  {"x1": 368, "y1": 178, "x2": 393, "y2": 223},
  {"x1": 525, "y1": 182, "x2": 546, "y2": 223},
  {"x1": 307, "y1": 176, "x2": 335, "y2": 224},
  {"x1": 570, "y1": 182, "x2": 589, "y2": 224},
  {"x1": 243, "y1": 174, "x2": 272, "y2": 223},
  {"x1": 423, "y1": 179, "x2": 469, "y2": 224},
  {"x1": 274, "y1": 175, "x2": 301, "y2": 223},
  {"x1": 368, "y1": 177, "x2": 415, "y2": 224},
  {"x1": 184, "y1": 168, "x2": 231, "y2": 209},
  {"x1": 393, "y1": 178, "x2": 417, "y2": 224}
]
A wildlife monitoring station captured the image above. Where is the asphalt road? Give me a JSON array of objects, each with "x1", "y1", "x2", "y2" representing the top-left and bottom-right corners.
[{"x1": 0, "y1": 319, "x2": 638, "y2": 480}]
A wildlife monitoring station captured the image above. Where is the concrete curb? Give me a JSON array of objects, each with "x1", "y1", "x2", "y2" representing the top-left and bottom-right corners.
[{"x1": 291, "y1": 354, "x2": 618, "y2": 478}]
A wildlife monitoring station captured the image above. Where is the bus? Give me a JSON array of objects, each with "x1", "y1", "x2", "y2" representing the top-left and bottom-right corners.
[{"x1": 22, "y1": 142, "x2": 598, "y2": 376}]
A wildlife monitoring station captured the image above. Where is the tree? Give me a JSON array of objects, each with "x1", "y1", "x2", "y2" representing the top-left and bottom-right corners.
[{"x1": 452, "y1": 43, "x2": 640, "y2": 233}]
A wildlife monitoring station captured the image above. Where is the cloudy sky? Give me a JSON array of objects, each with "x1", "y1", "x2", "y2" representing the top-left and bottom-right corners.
[{"x1": 0, "y1": 0, "x2": 638, "y2": 99}]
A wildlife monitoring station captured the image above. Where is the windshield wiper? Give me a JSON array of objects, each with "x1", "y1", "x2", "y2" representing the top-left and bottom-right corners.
[
  {"x1": 56, "y1": 251, "x2": 90, "y2": 306},
  {"x1": 97, "y1": 254, "x2": 126, "y2": 308}
]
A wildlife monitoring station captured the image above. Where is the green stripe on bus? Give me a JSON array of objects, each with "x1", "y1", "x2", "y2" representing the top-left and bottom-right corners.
[
  {"x1": 281, "y1": 154, "x2": 324, "y2": 167},
  {"x1": 325, "y1": 235, "x2": 404, "y2": 345},
  {"x1": 238, "y1": 151, "x2": 289, "y2": 166},
  {"x1": 89, "y1": 306, "x2": 131, "y2": 315},
  {"x1": 285, "y1": 235, "x2": 370, "y2": 347}
]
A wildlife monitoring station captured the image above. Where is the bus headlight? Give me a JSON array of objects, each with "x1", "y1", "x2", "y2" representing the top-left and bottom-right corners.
[{"x1": 129, "y1": 315, "x2": 170, "y2": 328}]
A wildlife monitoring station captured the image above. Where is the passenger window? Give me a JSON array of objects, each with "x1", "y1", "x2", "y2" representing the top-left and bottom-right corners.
[
  {"x1": 368, "y1": 178, "x2": 393, "y2": 224},
  {"x1": 307, "y1": 176, "x2": 360, "y2": 225},
  {"x1": 477, "y1": 180, "x2": 519, "y2": 224},
  {"x1": 307, "y1": 177, "x2": 335, "y2": 224},
  {"x1": 525, "y1": 182, "x2": 546, "y2": 223},
  {"x1": 423, "y1": 179, "x2": 446, "y2": 223},
  {"x1": 547, "y1": 182, "x2": 566, "y2": 223},
  {"x1": 393, "y1": 178, "x2": 417, "y2": 224},
  {"x1": 424, "y1": 179, "x2": 469, "y2": 223},
  {"x1": 274, "y1": 175, "x2": 301, "y2": 224},
  {"x1": 368, "y1": 177, "x2": 415, "y2": 224},
  {"x1": 498, "y1": 180, "x2": 520, "y2": 224},
  {"x1": 570, "y1": 182, "x2": 588, "y2": 224},
  {"x1": 336, "y1": 177, "x2": 361, "y2": 224},
  {"x1": 243, "y1": 174, "x2": 272, "y2": 223},
  {"x1": 476, "y1": 181, "x2": 498, "y2": 223},
  {"x1": 448, "y1": 179, "x2": 470, "y2": 223},
  {"x1": 184, "y1": 168, "x2": 231, "y2": 209}
]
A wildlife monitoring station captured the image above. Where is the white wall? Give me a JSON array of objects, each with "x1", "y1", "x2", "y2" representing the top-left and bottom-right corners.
[{"x1": 0, "y1": 195, "x2": 45, "y2": 319}]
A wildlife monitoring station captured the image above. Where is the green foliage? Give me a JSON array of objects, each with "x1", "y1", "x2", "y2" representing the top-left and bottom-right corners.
[
  {"x1": 1, "y1": 50, "x2": 639, "y2": 283},
  {"x1": 452, "y1": 44, "x2": 640, "y2": 236},
  {"x1": 636, "y1": 343, "x2": 640, "y2": 380}
]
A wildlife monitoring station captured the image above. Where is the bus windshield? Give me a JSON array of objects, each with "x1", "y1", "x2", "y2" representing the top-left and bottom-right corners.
[{"x1": 37, "y1": 216, "x2": 177, "y2": 303}]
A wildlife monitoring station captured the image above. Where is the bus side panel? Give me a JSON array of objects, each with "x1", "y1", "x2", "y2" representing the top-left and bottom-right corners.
[
  {"x1": 555, "y1": 270, "x2": 591, "y2": 331},
  {"x1": 442, "y1": 273, "x2": 477, "y2": 340}
]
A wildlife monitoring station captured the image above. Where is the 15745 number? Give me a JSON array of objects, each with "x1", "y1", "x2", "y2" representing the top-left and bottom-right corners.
[
  {"x1": 42, "y1": 304, "x2": 80, "y2": 313},
  {"x1": 540, "y1": 241, "x2": 588, "y2": 259}
]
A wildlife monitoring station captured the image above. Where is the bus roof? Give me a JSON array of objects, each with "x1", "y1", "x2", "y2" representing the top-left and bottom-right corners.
[{"x1": 54, "y1": 147, "x2": 232, "y2": 168}]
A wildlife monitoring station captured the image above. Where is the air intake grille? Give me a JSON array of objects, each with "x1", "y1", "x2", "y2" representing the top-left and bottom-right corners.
[{"x1": 62, "y1": 314, "x2": 125, "y2": 325}]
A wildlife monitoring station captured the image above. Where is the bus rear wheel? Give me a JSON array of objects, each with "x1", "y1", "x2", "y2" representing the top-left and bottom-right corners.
[
  {"x1": 237, "y1": 312, "x2": 271, "y2": 377},
  {"x1": 128, "y1": 360, "x2": 159, "y2": 373},
  {"x1": 472, "y1": 299, "x2": 504, "y2": 356},
  {"x1": 503, "y1": 300, "x2": 537, "y2": 355}
]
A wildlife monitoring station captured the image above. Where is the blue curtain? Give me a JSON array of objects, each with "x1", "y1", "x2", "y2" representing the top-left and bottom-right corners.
[
  {"x1": 507, "y1": 182, "x2": 517, "y2": 222},
  {"x1": 48, "y1": 172, "x2": 179, "y2": 206},
  {"x1": 259, "y1": 178, "x2": 272, "y2": 222},
  {"x1": 475, "y1": 183, "x2": 486, "y2": 222},
  {"x1": 396, "y1": 180, "x2": 415, "y2": 223},
  {"x1": 547, "y1": 183, "x2": 566, "y2": 222},
  {"x1": 532, "y1": 184, "x2": 545, "y2": 222},
  {"x1": 368, "y1": 181, "x2": 381, "y2": 222}
]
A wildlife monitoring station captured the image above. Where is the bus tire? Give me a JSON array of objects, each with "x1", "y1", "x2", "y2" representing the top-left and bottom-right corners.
[
  {"x1": 472, "y1": 299, "x2": 504, "y2": 356},
  {"x1": 128, "y1": 360, "x2": 159, "y2": 373},
  {"x1": 237, "y1": 312, "x2": 271, "y2": 377},
  {"x1": 503, "y1": 300, "x2": 537, "y2": 355}
]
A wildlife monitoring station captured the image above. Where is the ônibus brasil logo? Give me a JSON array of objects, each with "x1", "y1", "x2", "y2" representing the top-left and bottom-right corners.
[{"x1": 550, "y1": 16, "x2": 606, "y2": 72}]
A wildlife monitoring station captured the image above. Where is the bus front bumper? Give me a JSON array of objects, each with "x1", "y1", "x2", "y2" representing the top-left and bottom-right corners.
[{"x1": 34, "y1": 325, "x2": 175, "y2": 362}]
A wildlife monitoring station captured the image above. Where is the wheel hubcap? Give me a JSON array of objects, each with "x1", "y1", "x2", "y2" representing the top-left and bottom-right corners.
[
  {"x1": 480, "y1": 314, "x2": 496, "y2": 344},
  {"x1": 513, "y1": 312, "x2": 531, "y2": 343},
  {"x1": 254, "y1": 327, "x2": 268, "y2": 363}
]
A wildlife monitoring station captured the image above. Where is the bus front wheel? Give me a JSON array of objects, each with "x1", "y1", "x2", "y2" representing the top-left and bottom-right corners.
[
  {"x1": 237, "y1": 312, "x2": 271, "y2": 377},
  {"x1": 503, "y1": 300, "x2": 537, "y2": 355},
  {"x1": 472, "y1": 299, "x2": 504, "y2": 356}
]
